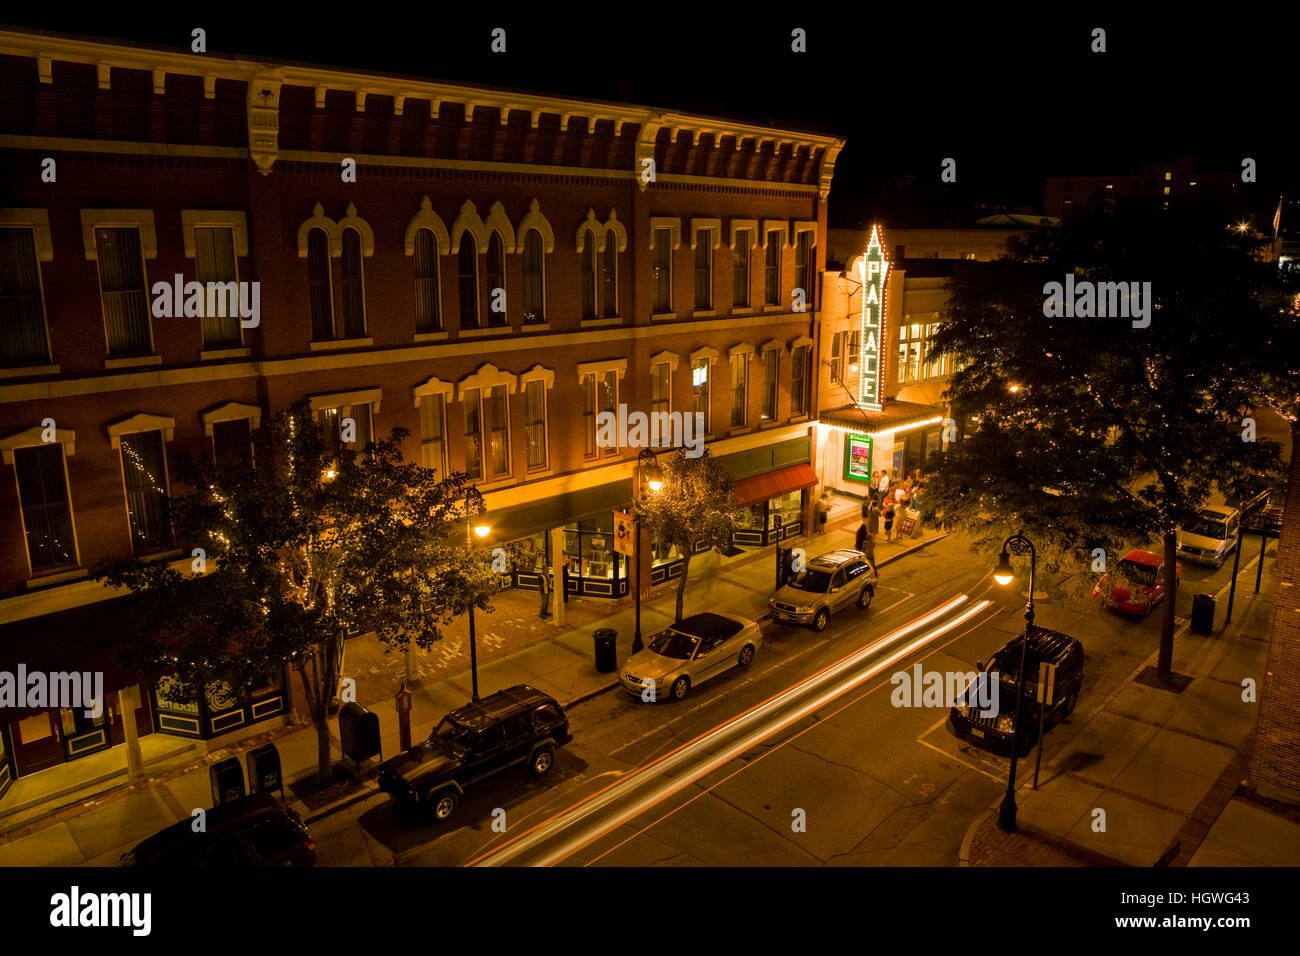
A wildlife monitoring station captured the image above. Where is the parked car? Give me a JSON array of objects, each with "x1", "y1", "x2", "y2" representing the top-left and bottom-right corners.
[
  {"x1": 620, "y1": 611, "x2": 762, "y2": 702},
  {"x1": 377, "y1": 684, "x2": 571, "y2": 823},
  {"x1": 1092, "y1": 549, "x2": 1180, "y2": 615},
  {"x1": 769, "y1": 548, "x2": 877, "y2": 631},
  {"x1": 948, "y1": 628, "x2": 1085, "y2": 757},
  {"x1": 1177, "y1": 505, "x2": 1241, "y2": 568},
  {"x1": 118, "y1": 793, "x2": 316, "y2": 866}
]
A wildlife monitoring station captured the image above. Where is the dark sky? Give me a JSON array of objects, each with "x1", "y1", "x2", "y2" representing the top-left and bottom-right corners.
[{"x1": 4, "y1": 9, "x2": 1296, "y2": 228}]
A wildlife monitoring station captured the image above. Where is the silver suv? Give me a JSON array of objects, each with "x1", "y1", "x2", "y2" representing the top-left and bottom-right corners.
[{"x1": 768, "y1": 549, "x2": 877, "y2": 631}]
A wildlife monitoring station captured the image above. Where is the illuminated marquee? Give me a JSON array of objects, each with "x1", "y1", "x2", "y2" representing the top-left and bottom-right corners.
[{"x1": 857, "y1": 224, "x2": 889, "y2": 411}]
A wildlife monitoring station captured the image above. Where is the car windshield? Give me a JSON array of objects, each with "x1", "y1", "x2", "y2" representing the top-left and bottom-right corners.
[
  {"x1": 649, "y1": 629, "x2": 700, "y2": 660},
  {"x1": 787, "y1": 568, "x2": 833, "y2": 593},
  {"x1": 1118, "y1": 559, "x2": 1158, "y2": 586},
  {"x1": 431, "y1": 717, "x2": 473, "y2": 752},
  {"x1": 1185, "y1": 515, "x2": 1228, "y2": 539}
]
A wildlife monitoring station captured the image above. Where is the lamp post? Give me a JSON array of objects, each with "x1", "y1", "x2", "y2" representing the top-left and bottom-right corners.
[
  {"x1": 992, "y1": 530, "x2": 1036, "y2": 832},
  {"x1": 464, "y1": 485, "x2": 491, "y2": 701},
  {"x1": 633, "y1": 448, "x2": 662, "y2": 654}
]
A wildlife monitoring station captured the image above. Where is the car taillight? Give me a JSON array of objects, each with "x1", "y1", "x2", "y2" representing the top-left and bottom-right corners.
[{"x1": 564, "y1": 719, "x2": 570, "y2": 734}]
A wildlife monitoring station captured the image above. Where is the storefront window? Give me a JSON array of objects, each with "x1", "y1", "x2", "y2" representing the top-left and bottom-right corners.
[
  {"x1": 770, "y1": 490, "x2": 802, "y2": 531},
  {"x1": 562, "y1": 517, "x2": 628, "y2": 594},
  {"x1": 651, "y1": 534, "x2": 683, "y2": 567},
  {"x1": 735, "y1": 503, "x2": 765, "y2": 532}
]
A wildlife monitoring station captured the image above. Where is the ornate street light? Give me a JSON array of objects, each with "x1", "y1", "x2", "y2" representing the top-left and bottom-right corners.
[
  {"x1": 993, "y1": 530, "x2": 1036, "y2": 832},
  {"x1": 633, "y1": 448, "x2": 662, "y2": 653},
  {"x1": 465, "y1": 485, "x2": 489, "y2": 701}
]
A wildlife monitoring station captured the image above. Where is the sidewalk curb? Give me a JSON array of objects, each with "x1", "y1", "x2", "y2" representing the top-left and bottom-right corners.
[{"x1": 958, "y1": 808, "x2": 994, "y2": 866}]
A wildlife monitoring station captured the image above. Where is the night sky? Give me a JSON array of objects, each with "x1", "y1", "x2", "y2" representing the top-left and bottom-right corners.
[{"x1": 4, "y1": 10, "x2": 1296, "y2": 229}]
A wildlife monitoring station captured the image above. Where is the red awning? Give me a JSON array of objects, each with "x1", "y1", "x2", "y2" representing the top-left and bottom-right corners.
[{"x1": 733, "y1": 463, "x2": 820, "y2": 507}]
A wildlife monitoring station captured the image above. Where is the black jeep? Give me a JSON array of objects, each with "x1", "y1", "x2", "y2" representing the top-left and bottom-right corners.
[{"x1": 378, "y1": 684, "x2": 572, "y2": 822}]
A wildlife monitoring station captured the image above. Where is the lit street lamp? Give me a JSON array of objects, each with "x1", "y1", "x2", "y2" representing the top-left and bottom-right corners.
[
  {"x1": 633, "y1": 448, "x2": 662, "y2": 654},
  {"x1": 465, "y1": 485, "x2": 490, "y2": 701},
  {"x1": 993, "y1": 530, "x2": 1036, "y2": 832}
]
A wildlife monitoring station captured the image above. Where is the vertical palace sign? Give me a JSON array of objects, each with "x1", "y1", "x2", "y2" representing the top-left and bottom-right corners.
[{"x1": 857, "y1": 224, "x2": 889, "y2": 411}]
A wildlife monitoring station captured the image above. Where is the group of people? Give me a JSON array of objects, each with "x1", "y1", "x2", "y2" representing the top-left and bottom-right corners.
[{"x1": 810, "y1": 469, "x2": 924, "y2": 576}]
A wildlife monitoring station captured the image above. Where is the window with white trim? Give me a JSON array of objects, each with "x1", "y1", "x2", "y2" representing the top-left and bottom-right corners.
[
  {"x1": 96, "y1": 227, "x2": 152, "y2": 356},
  {"x1": 730, "y1": 352, "x2": 748, "y2": 427},
  {"x1": 580, "y1": 230, "x2": 597, "y2": 319},
  {"x1": 791, "y1": 344, "x2": 811, "y2": 416},
  {"x1": 487, "y1": 232, "x2": 507, "y2": 327},
  {"x1": 691, "y1": 358, "x2": 710, "y2": 433},
  {"x1": 419, "y1": 393, "x2": 447, "y2": 476},
  {"x1": 652, "y1": 228, "x2": 672, "y2": 313},
  {"x1": 522, "y1": 229, "x2": 545, "y2": 322},
  {"x1": 212, "y1": 419, "x2": 252, "y2": 467},
  {"x1": 524, "y1": 379, "x2": 547, "y2": 470},
  {"x1": 14, "y1": 443, "x2": 77, "y2": 572},
  {"x1": 485, "y1": 384, "x2": 511, "y2": 477},
  {"x1": 119, "y1": 430, "x2": 172, "y2": 552},
  {"x1": 794, "y1": 232, "x2": 814, "y2": 311},
  {"x1": 761, "y1": 349, "x2": 779, "y2": 421},
  {"x1": 340, "y1": 228, "x2": 367, "y2": 337},
  {"x1": 193, "y1": 226, "x2": 241, "y2": 349},
  {"x1": 602, "y1": 228, "x2": 618, "y2": 316},
  {"x1": 764, "y1": 231, "x2": 782, "y2": 306},
  {"x1": 830, "y1": 332, "x2": 843, "y2": 384},
  {"x1": 413, "y1": 229, "x2": 442, "y2": 332},
  {"x1": 308, "y1": 228, "x2": 333, "y2": 339},
  {"x1": 317, "y1": 402, "x2": 372, "y2": 458},
  {"x1": 463, "y1": 386, "x2": 483, "y2": 479},
  {"x1": 0, "y1": 226, "x2": 51, "y2": 366},
  {"x1": 733, "y1": 229, "x2": 752, "y2": 308},
  {"x1": 458, "y1": 234, "x2": 479, "y2": 329},
  {"x1": 694, "y1": 229, "x2": 712, "y2": 310}
]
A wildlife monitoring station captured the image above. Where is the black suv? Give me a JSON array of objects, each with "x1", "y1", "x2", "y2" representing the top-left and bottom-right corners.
[
  {"x1": 378, "y1": 684, "x2": 572, "y2": 822},
  {"x1": 118, "y1": 793, "x2": 316, "y2": 866},
  {"x1": 948, "y1": 628, "x2": 1085, "y2": 758}
]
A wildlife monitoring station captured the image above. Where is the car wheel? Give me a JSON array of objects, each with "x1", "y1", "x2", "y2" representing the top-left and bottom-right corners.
[
  {"x1": 856, "y1": 585, "x2": 874, "y2": 609},
  {"x1": 670, "y1": 676, "x2": 690, "y2": 701},
  {"x1": 529, "y1": 745, "x2": 554, "y2": 776},
  {"x1": 432, "y1": 790, "x2": 459, "y2": 822},
  {"x1": 737, "y1": 644, "x2": 755, "y2": 668},
  {"x1": 812, "y1": 608, "x2": 830, "y2": 632},
  {"x1": 1061, "y1": 688, "x2": 1079, "y2": 718}
]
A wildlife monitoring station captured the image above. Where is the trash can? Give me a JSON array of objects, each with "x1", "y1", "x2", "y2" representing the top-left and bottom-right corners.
[
  {"x1": 338, "y1": 701, "x2": 381, "y2": 767},
  {"x1": 593, "y1": 628, "x2": 618, "y2": 673},
  {"x1": 1191, "y1": 593, "x2": 1215, "y2": 635},
  {"x1": 210, "y1": 756, "x2": 245, "y2": 807},
  {"x1": 246, "y1": 743, "x2": 283, "y2": 798}
]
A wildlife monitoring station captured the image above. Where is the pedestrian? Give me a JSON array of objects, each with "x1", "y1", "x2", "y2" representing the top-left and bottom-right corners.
[
  {"x1": 877, "y1": 469, "x2": 891, "y2": 506},
  {"x1": 815, "y1": 490, "x2": 831, "y2": 536},
  {"x1": 861, "y1": 493, "x2": 873, "y2": 521},
  {"x1": 882, "y1": 500, "x2": 895, "y2": 542},
  {"x1": 893, "y1": 497, "x2": 907, "y2": 540},
  {"x1": 538, "y1": 560, "x2": 552, "y2": 618},
  {"x1": 862, "y1": 530, "x2": 877, "y2": 575},
  {"x1": 855, "y1": 521, "x2": 868, "y2": 552},
  {"x1": 868, "y1": 470, "x2": 880, "y2": 509},
  {"x1": 867, "y1": 501, "x2": 879, "y2": 538}
]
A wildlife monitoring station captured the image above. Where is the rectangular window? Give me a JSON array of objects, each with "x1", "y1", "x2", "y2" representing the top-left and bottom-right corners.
[
  {"x1": 601, "y1": 237, "x2": 617, "y2": 317},
  {"x1": 761, "y1": 350, "x2": 778, "y2": 421},
  {"x1": 794, "y1": 232, "x2": 812, "y2": 308},
  {"x1": 694, "y1": 230, "x2": 711, "y2": 309},
  {"x1": 582, "y1": 374, "x2": 597, "y2": 459},
  {"x1": 14, "y1": 443, "x2": 76, "y2": 572},
  {"x1": 847, "y1": 331, "x2": 860, "y2": 376},
  {"x1": 95, "y1": 227, "x2": 152, "y2": 356},
  {"x1": 212, "y1": 418, "x2": 252, "y2": 467},
  {"x1": 730, "y1": 353, "x2": 747, "y2": 427},
  {"x1": 791, "y1": 345, "x2": 810, "y2": 416},
  {"x1": 733, "y1": 230, "x2": 751, "y2": 308},
  {"x1": 898, "y1": 321, "x2": 925, "y2": 383},
  {"x1": 691, "y1": 359, "x2": 710, "y2": 434},
  {"x1": 413, "y1": 231, "x2": 441, "y2": 332},
  {"x1": 599, "y1": 370, "x2": 618, "y2": 457},
  {"x1": 193, "y1": 226, "x2": 241, "y2": 349},
  {"x1": 580, "y1": 234, "x2": 596, "y2": 319},
  {"x1": 525, "y1": 380, "x2": 547, "y2": 470},
  {"x1": 463, "y1": 387, "x2": 483, "y2": 479},
  {"x1": 317, "y1": 403, "x2": 372, "y2": 459},
  {"x1": 829, "y1": 332, "x2": 842, "y2": 384},
  {"x1": 0, "y1": 227, "x2": 51, "y2": 366},
  {"x1": 764, "y1": 231, "x2": 781, "y2": 306},
  {"x1": 419, "y1": 394, "x2": 446, "y2": 476},
  {"x1": 119, "y1": 430, "x2": 171, "y2": 552},
  {"x1": 486, "y1": 384, "x2": 510, "y2": 477},
  {"x1": 652, "y1": 229, "x2": 672, "y2": 313}
]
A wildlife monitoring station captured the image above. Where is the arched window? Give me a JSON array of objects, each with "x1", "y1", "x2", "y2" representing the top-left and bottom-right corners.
[
  {"x1": 602, "y1": 227, "x2": 618, "y2": 317},
  {"x1": 487, "y1": 232, "x2": 506, "y2": 326},
  {"x1": 413, "y1": 229, "x2": 441, "y2": 332},
  {"x1": 340, "y1": 227, "x2": 366, "y2": 337},
  {"x1": 458, "y1": 233, "x2": 478, "y2": 330},
  {"x1": 580, "y1": 231, "x2": 596, "y2": 319},
  {"x1": 522, "y1": 229, "x2": 544, "y2": 322},
  {"x1": 308, "y1": 227, "x2": 333, "y2": 339}
]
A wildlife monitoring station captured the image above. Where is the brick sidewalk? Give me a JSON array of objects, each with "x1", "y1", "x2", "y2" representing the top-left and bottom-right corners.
[{"x1": 964, "y1": 811, "x2": 1126, "y2": 866}]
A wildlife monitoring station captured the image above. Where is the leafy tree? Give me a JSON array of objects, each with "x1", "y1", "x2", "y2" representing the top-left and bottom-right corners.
[
  {"x1": 635, "y1": 449, "x2": 738, "y2": 623},
  {"x1": 920, "y1": 205, "x2": 1287, "y2": 682},
  {"x1": 96, "y1": 401, "x2": 500, "y2": 782}
]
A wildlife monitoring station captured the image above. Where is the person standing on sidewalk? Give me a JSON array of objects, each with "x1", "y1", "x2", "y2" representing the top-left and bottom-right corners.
[
  {"x1": 867, "y1": 471, "x2": 880, "y2": 509},
  {"x1": 855, "y1": 521, "x2": 868, "y2": 552},
  {"x1": 877, "y1": 469, "x2": 891, "y2": 504},
  {"x1": 538, "y1": 560, "x2": 553, "y2": 618},
  {"x1": 882, "y1": 499, "x2": 895, "y2": 542},
  {"x1": 815, "y1": 490, "x2": 831, "y2": 536}
]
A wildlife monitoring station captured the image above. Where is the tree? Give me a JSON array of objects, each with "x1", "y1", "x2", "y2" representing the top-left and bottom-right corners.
[
  {"x1": 635, "y1": 449, "x2": 738, "y2": 623},
  {"x1": 95, "y1": 401, "x2": 500, "y2": 782},
  {"x1": 921, "y1": 204, "x2": 1288, "y2": 683}
]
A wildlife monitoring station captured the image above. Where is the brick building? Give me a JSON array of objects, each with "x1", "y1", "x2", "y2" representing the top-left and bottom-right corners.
[{"x1": 0, "y1": 27, "x2": 845, "y2": 796}]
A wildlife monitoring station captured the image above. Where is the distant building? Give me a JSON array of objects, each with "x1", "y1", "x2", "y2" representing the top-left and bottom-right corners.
[{"x1": 1044, "y1": 156, "x2": 1247, "y2": 218}]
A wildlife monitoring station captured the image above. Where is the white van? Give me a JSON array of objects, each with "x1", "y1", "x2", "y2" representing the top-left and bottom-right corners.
[{"x1": 1177, "y1": 505, "x2": 1241, "y2": 568}]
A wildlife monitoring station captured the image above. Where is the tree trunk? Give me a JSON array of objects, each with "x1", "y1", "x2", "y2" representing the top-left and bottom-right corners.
[
  {"x1": 675, "y1": 553, "x2": 691, "y2": 623},
  {"x1": 1157, "y1": 528, "x2": 1178, "y2": 682}
]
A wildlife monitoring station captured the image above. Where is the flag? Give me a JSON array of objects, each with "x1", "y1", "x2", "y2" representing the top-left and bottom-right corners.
[{"x1": 1274, "y1": 196, "x2": 1283, "y2": 236}]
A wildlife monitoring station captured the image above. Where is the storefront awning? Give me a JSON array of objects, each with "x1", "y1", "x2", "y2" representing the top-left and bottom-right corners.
[
  {"x1": 487, "y1": 477, "x2": 634, "y2": 543},
  {"x1": 733, "y1": 463, "x2": 819, "y2": 507}
]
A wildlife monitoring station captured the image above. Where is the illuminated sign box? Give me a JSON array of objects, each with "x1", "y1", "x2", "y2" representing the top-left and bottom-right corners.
[
  {"x1": 857, "y1": 224, "x2": 889, "y2": 412},
  {"x1": 844, "y1": 433, "x2": 873, "y2": 481}
]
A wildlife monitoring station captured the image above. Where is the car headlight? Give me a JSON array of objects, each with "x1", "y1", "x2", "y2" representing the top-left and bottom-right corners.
[
  {"x1": 996, "y1": 716, "x2": 1014, "y2": 733},
  {"x1": 796, "y1": 603, "x2": 814, "y2": 612}
]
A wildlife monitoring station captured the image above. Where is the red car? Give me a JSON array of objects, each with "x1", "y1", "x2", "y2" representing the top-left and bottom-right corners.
[{"x1": 1093, "y1": 549, "x2": 1180, "y2": 615}]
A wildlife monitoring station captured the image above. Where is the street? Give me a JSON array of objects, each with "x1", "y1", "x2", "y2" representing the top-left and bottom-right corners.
[{"x1": 305, "y1": 533, "x2": 1250, "y2": 866}]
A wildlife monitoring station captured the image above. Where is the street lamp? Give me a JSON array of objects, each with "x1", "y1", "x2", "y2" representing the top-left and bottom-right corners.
[
  {"x1": 633, "y1": 448, "x2": 662, "y2": 654},
  {"x1": 992, "y1": 530, "x2": 1036, "y2": 832},
  {"x1": 464, "y1": 485, "x2": 490, "y2": 701}
]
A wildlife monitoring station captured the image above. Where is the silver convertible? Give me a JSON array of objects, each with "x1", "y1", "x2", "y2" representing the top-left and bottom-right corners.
[{"x1": 620, "y1": 611, "x2": 762, "y2": 702}]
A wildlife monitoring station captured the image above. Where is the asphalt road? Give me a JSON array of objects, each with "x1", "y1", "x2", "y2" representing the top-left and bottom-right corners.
[{"x1": 308, "y1": 534, "x2": 1245, "y2": 866}]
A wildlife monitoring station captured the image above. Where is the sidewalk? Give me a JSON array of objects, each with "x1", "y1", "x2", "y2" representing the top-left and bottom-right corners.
[
  {"x1": 0, "y1": 491, "x2": 943, "y2": 864},
  {"x1": 960, "y1": 544, "x2": 1300, "y2": 867}
]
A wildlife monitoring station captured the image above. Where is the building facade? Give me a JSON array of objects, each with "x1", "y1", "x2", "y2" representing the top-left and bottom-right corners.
[{"x1": 0, "y1": 28, "x2": 845, "y2": 796}]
